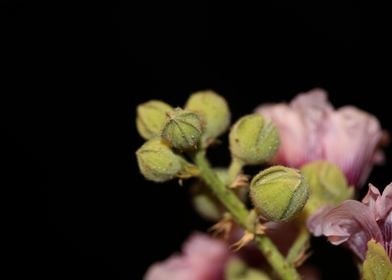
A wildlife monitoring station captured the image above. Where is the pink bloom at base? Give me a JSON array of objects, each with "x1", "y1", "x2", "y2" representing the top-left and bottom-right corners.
[
  {"x1": 255, "y1": 89, "x2": 384, "y2": 187},
  {"x1": 307, "y1": 183, "x2": 392, "y2": 261},
  {"x1": 144, "y1": 233, "x2": 230, "y2": 280}
]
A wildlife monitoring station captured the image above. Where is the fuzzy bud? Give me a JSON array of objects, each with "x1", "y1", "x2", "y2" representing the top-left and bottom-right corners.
[
  {"x1": 136, "y1": 100, "x2": 173, "y2": 140},
  {"x1": 185, "y1": 90, "x2": 230, "y2": 142},
  {"x1": 136, "y1": 138, "x2": 198, "y2": 182},
  {"x1": 301, "y1": 160, "x2": 353, "y2": 214},
  {"x1": 229, "y1": 114, "x2": 279, "y2": 165},
  {"x1": 250, "y1": 166, "x2": 309, "y2": 221},
  {"x1": 161, "y1": 108, "x2": 203, "y2": 150}
]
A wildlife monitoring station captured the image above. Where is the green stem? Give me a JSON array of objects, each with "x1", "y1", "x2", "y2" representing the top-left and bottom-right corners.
[
  {"x1": 194, "y1": 151, "x2": 248, "y2": 228},
  {"x1": 194, "y1": 151, "x2": 300, "y2": 280},
  {"x1": 228, "y1": 157, "x2": 244, "y2": 184},
  {"x1": 286, "y1": 225, "x2": 310, "y2": 265}
]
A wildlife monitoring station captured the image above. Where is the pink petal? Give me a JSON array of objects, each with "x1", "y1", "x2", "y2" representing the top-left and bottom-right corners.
[
  {"x1": 321, "y1": 106, "x2": 383, "y2": 186},
  {"x1": 145, "y1": 255, "x2": 196, "y2": 280},
  {"x1": 362, "y1": 184, "x2": 381, "y2": 220},
  {"x1": 257, "y1": 103, "x2": 308, "y2": 166},
  {"x1": 290, "y1": 89, "x2": 332, "y2": 162},
  {"x1": 255, "y1": 89, "x2": 384, "y2": 188},
  {"x1": 382, "y1": 212, "x2": 392, "y2": 260},
  {"x1": 362, "y1": 183, "x2": 392, "y2": 221},
  {"x1": 377, "y1": 183, "x2": 392, "y2": 220},
  {"x1": 307, "y1": 200, "x2": 384, "y2": 260},
  {"x1": 256, "y1": 89, "x2": 333, "y2": 167},
  {"x1": 144, "y1": 233, "x2": 230, "y2": 280}
]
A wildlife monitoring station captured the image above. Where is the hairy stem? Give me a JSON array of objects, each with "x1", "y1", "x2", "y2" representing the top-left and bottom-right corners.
[{"x1": 194, "y1": 150, "x2": 300, "y2": 280}]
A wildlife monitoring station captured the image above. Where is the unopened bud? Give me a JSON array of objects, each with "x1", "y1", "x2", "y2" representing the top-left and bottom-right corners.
[
  {"x1": 185, "y1": 90, "x2": 230, "y2": 142},
  {"x1": 136, "y1": 100, "x2": 173, "y2": 140},
  {"x1": 250, "y1": 166, "x2": 309, "y2": 221},
  {"x1": 301, "y1": 160, "x2": 353, "y2": 214},
  {"x1": 161, "y1": 108, "x2": 203, "y2": 150},
  {"x1": 136, "y1": 138, "x2": 198, "y2": 182},
  {"x1": 192, "y1": 193, "x2": 222, "y2": 221},
  {"x1": 229, "y1": 114, "x2": 279, "y2": 165}
]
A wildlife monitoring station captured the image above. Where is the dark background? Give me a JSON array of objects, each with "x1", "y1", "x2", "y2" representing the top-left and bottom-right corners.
[{"x1": 2, "y1": 2, "x2": 391, "y2": 279}]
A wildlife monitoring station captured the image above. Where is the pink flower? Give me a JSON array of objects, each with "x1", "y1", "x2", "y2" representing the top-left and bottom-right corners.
[
  {"x1": 144, "y1": 233, "x2": 230, "y2": 280},
  {"x1": 255, "y1": 88, "x2": 384, "y2": 187},
  {"x1": 307, "y1": 183, "x2": 392, "y2": 261}
]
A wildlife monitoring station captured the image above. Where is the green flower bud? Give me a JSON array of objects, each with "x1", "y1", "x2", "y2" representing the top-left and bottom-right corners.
[
  {"x1": 136, "y1": 138, "x2": 197, "y2": 182},
  {"x1": 161, "y1": 108, "x2": 203, "y2": 150},
  {"x1": 301, "y1": 160, "x2": 353, "y2": 214},
  {"x1": 185, "y1": 90, "x2": 230, "y2": 142},
  {"x1": 250, "y1": 166, "x2": 309, "y2": 221},
  {"x1": 136, "y1": 100, "x2": 173, "y2": 140},
  {"x1": 229, "y1": 114, "x2": 279, "y2": 165},
  {"x1": 362, "y1": 240, "x2": 392, "y2": 280},
  {"x1": 192, "y1": 193, "x2": 222, "y2": 221}
]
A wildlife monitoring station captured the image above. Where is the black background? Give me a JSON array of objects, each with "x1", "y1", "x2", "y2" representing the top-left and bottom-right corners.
[{"x1": 2, "y1": 2, "x2": 391, "y2": 279}]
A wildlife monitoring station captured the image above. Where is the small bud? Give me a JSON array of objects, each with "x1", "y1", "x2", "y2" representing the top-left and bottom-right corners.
[
  {"x1": 301, "y1": 160, "x2": 353, "y2": 214},
  {"x1": 161, "y1": 108, "x2": 203, "y2": 150},
  {"x1": 229, "y1": 114, "x2": 279, "y2": 165},
  {"x1": 185, "y1": 90, "x2": 231, "y2": 142},
  {"x1": 250, "y1": 166, "x2": 309, "y2": 221},
  {"x1": 136, "y1": 138, "x2": 198, "y2": 182},
  {"x1": 192, "y1": 193, "x2": 222, "y2": 221},
  {"x1": 136, "y1": 100, "x2": 173, "y2": 140}
]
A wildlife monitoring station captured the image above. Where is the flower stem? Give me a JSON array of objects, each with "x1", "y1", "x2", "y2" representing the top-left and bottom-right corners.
[
  {"x1": 228, "y1": 157, "x2": 244, "y2": 184},
  {"x1": 194, "y1": 150, "x2": 300, "y2": 280},
  {"x1": 286, "y1": 225, "x2": 310, "y2": 265}
]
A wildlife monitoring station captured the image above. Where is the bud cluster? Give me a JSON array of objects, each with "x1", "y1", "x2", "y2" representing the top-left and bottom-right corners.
[{"x1": 135, "y1": 90, "x2": 230, "y2": 182}]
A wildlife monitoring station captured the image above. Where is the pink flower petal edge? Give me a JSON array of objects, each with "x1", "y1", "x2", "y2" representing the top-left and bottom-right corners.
[{"x1": 307, "y1": 183, "x2": 392, "y2": 261}]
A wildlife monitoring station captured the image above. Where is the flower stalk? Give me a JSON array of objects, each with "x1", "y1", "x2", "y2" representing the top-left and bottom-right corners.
[
  {"x1": 194, "y1": 150, "x2": 301, "y2": 280},
  {"x1": 286, "y1": 225, "x2": 310, "y2": 265}
]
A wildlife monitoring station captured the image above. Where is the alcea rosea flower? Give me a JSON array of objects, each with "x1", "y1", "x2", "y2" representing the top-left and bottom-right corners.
[
  {"x1": 307, "y1": 183, "x2": 392, "y2": 261},
  {"x1": 144, "y1": 233, "x2": 230, "y2": 280},
  {"x1": 255, "y1": 89, "x2": 384, "y2": 187}
]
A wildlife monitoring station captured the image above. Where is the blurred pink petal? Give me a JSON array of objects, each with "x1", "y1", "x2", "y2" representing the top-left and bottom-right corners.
[
  {"x1": 376, "y1": 183, "x2": 392, "y2": 220},
  {"x1": 144, "y1": 233, "x2": 230, "y2": 280},
  {"x1": 255, "y1": 89, "x2": 384, "y2": 187},
  {"x1": 322, "y1": 106, "x2": 383, "y2": 186},
  {"x1": 308, "y1": 184, "x2": 392, "y2": 261}
]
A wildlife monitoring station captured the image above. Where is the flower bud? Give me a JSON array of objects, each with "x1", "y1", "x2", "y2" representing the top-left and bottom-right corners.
[
  {"x1": 161, "y1": 108, "x2": 203, "y2": 150},
  {"x1": 192, "y1": 193, "x2": 222, "y2": 221},
  {"x1": 250, "y1": 166, "x2": 309, "y2": 221},
  {"x1": 136, "y1": 100, "x2": 173, "y2": 140},
  {"x1": 185, "y1": 90, "x2": 230, "y2": 142},
  {"x1": 136, "y1": 138, "x2": 197, "y2": 182},
  {"x1": 301, "y1": 160, "x2": 353, "y2": 214},
  {"x1": 229, "y1": 114, "x2": 279, "y2": 165}
]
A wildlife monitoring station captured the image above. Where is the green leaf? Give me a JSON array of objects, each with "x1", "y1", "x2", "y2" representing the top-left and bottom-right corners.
[
  {"x1": 362, "y1": 240, "x2": 392, "y2": 280},
  {"x1": 225, "y1": 258, "x2": 271, "y2": 280}
]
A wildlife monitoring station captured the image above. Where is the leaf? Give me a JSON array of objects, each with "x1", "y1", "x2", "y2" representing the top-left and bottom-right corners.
[
  {"x1": 225, "y1": 258, "x2": 271, "y2": 280},
  {"x1": 362, "y1": 240, "x2": 392, "y2": 280}
]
